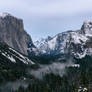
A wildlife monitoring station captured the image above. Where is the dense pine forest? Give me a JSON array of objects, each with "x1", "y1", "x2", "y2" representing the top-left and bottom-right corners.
[{"x1": 0, "y1": 55, "x2": 92, "y2": 92}]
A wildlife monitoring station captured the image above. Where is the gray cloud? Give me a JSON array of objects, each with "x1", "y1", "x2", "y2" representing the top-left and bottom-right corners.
[{"x1": 0, "y1": 0, "x2": 92, "y2": 17}]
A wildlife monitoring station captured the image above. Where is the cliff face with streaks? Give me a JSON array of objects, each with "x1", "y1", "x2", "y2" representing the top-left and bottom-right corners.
[{"x1": 0, "y1": 13, "x2": 34, "y2": 55}]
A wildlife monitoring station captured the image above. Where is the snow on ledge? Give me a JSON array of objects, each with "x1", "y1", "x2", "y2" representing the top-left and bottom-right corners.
[{"x1": 0, "y1": 13, "x2": 11, "y2": 18}]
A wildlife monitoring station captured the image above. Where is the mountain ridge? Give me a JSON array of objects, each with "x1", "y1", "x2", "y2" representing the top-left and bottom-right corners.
[
  {"x1": 34, "y1": 20, "x2": 92, "y2": 59},
  {"x1": 0, "y1": 41, "x2": 34, "y2": 65}
]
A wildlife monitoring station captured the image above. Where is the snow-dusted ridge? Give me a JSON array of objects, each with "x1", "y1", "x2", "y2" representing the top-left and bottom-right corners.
[
  {"x1": 34, "y1": 21, "x2": 92, "y2": 59},
  {"x1": 9, "y1": 47, "x2": 35, "y2": 64},
  {"x1": 0, "y1": 42, "x2": 35, "y2": 65}
]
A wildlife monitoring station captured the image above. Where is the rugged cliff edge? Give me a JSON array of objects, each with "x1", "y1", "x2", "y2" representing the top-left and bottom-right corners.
[{"x1": 0, "y1": 13, "x2": 36, "y2": 55}]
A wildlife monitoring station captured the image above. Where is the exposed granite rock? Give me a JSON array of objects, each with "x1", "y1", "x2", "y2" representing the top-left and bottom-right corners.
[{"x1": 0, "y1": 13, "x2": 34, "y2": 55}]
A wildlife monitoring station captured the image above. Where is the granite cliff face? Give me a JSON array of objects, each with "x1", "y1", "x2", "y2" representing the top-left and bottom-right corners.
[{"x1": 0, "y1": 13, "x2": 35, "y2": 55}]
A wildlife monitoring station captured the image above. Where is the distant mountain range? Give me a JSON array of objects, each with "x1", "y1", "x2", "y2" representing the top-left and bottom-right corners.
[
  {"x1": 1, "y1": 13, "x2": 92, "y2": 60},
  {"x1": 34, "y1": 21, "x2": 92, "y2": 59},
  {"x1": 0, "y1": 12, "x2": 92, "y2": 64}
]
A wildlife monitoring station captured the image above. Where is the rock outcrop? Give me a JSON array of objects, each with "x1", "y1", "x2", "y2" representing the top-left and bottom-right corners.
[{"x1": 0, "y1": 13, "x2": 35, "y2": 55}]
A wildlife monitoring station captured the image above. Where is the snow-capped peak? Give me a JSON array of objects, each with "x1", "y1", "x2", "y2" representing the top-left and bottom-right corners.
[
  {"x1": 83, "y1": 20, "x2": 92, "y2": 26},
  {"x1": 34, "y1": 20, "x2": 92, "y2": 59},
  {"x1": 81, "y1": 20, "x2": 92, "y2": 36}
]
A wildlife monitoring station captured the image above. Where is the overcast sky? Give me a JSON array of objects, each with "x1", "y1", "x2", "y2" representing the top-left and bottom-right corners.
[{"x1": 0, "y1": 0, "x2": 92, "y2": 41}]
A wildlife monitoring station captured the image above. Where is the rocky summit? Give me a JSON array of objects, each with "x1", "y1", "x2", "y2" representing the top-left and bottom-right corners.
[{"x1": 0, "y1": 13, "x2": 35, "y2": 55}]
